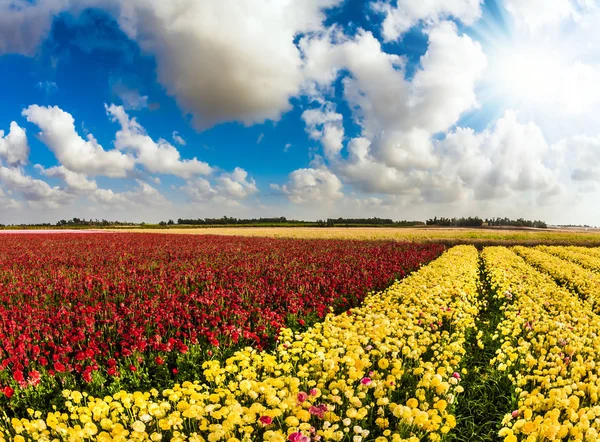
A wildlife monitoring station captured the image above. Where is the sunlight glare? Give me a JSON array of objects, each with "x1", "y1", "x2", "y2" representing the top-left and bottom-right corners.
[{"x1": 491, "y1": 43, "x2": 565, "y2": 106}]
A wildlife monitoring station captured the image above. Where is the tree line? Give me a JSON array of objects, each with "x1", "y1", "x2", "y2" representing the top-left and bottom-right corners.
[
  {"x1": 0, "y1": 216, "x2": 551, "y2": 229},
  {"x1": 425, "y1": 216, "x2": 547, "y2": 228}
]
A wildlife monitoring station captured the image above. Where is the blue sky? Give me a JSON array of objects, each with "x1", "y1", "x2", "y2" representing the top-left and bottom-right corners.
[{"x1": 1, "y1": 0, "x2": 600, "y2": 224}]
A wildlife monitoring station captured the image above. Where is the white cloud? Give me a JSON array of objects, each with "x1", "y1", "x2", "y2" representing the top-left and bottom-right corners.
[
  {"x1": 0, "y1": 188, "x2": 21, "y2": 210},
  {"x1": 35, "y1": 164, "x2": 98, "y2": 193},
  {"x1": 372, "y1": 0, "x2": 483, "y2": 41},
  {"x1": 104, "y1": 0, "x2": 342, "y2": 129},
  {"x1": 298, "y1": 22, "x2": 487, "y2": 202},
  {"x1": 504, "y1": 0, "x2": 575, "y2": 31},
  {"x1": 172, "y1": 131, "x2": 186, "y2": 146},
  {"x1": 302, "y1": 103, "x2": 344, "y2": 158},
  {"x1": 556, "y1": 135, "x2": 600, "y2": 182},
  {"x1": 91, "y1": 179, "x2": 167, "y2": 209},
  {"x1": 182, "y1": 167, "x2": 258, "y2": 204},
  {"x1": 438, "y1": 111, "x2": 561, "y2": 201},
  {"x1": 0, "y1": 122, "x2": 30, "y2": 166},
  {"x1": 106, "y1": 104, "x2": 212, "y2": 178},
  {"x1": 273, "y1": 167, "x2": 343, "y2": 204},
  {"x1": 112, "y1": 81, "x2": 149, "y2": 110},
  {"x1": 0, "y1": 166, "x2": 73, "y2": 209},
  {"x1": 22, "y1": 105, "x2": 135, "y2": 177},
  {"x1": 181, "y1": 177, "x2": 218, "y2": 203},
  {"x1": 409, "y1": 21, "x2": 487, "y2": 133},
  {"x1": 217, "y1": 167, "x2": 258, "y2": 200}
]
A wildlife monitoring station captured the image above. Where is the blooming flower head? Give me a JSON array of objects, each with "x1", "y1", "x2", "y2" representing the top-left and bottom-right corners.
[
  {"x1": 289, "y1": 432, "x2": 310, "y2": 442},
  {"x1": 361, "y1": 377, "x2": 372, "y2": 385},
  {"x1": 259, "y1": 416, "x2": 273, "y2": 426},
  {"x1": 309, "y1": 404, "x2": 328, "y2": 419},
  {"x1": 297, "y1": 392, "x2": 308, "y2": 403}
]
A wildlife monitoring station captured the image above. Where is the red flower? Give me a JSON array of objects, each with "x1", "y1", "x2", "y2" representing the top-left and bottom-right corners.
[
  {"x1": 259, "y1": 416, "x2": 273, "y2": 425},
  {"x1": 2, "y1": 386, "x2": 14, "y2": 398},
  {"x1": 155, "y1": 356, "x2": 164, "y2": 365},
  {"x1": 53, "y1": 362, "x2": 66, "y2": 373},
  {"x1": 13, "y1": 370, "x2": 24, "y2": 383}
]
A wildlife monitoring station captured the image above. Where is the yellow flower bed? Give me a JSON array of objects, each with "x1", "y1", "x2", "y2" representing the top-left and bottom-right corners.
[
  {"x1": 538, "y1": 246, "x2": 600, "y2": 273},
  {"x1": 0, "y1": 246, "x2": 480, "y2": 442},
  {"x1": 483, "y1": 247, "x2": 600, "y2": 441},
  {"x1": 564, "y1": 246, "x2": 600, "y2": 261},
  {"x1": 513, "y1": 246, "x2": 600, "y2": 312}
]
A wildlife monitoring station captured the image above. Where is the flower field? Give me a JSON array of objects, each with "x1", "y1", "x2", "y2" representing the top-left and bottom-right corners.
[
  {"x1": 0, "y1": 235, "x2": 442, "y2": 414},
  {"x1": 4, "y1": 236, "x2": 600, "y2": 441}
]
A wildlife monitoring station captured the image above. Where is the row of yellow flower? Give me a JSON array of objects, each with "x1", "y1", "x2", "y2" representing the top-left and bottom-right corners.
[
  {"x1": 0, "y1": 246, "x2": 481, "y2": 442},
  {"x1": 537, "y1": 246, "x2": 600, "y2": 274},
  {"x1": 483, "y1": 247, "x2": 600, "y2": 441},
  {"x1": 512, "y1": 246, "x2": 600, "y2": 313}
]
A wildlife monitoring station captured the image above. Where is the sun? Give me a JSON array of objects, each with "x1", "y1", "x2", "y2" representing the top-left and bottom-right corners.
[{"x1": 488, "y1": 42, "x2": 566, "y2": 107}]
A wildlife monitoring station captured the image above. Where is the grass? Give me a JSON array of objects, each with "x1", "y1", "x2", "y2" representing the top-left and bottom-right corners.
[{"x1": 449, "y1": 257, "x2": 513, "y2": 442}]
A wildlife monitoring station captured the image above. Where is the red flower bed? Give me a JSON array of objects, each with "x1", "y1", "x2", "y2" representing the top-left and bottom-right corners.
[{"x1": 0, "y1": 234, "x2": 443, "y2": 397}]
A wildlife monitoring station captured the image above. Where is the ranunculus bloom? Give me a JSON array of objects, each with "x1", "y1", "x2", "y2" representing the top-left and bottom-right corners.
[
  {"x1": 361, "y1": 377, "x2": 372, "y2": 385},
  {"x1": 2, "y1": 386, "x2": 14, "y2": 398},
  {"x1": 259, "y1": 415, "x2": 272, "y2": 425},
  {"x1": 297, "y1": 391, "x2": 308, "y2": 403}
]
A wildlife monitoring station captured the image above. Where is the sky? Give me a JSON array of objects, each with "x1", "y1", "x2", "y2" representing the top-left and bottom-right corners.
[{"x1": 1, "y1": 0, "x2": 600, "y2": 224}]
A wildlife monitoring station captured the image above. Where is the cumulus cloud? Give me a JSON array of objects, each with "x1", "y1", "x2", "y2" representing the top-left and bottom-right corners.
[
  {"x1": 216, "y1": 168, "x2": 258, "y2": 200},
  {"x1": 106, "y1": 104, "x2": 212, "y2": 178},
  {"x1": 372, "y1": 0, "x2": 483, "y2": 41},
  {"x1": 297, "y1": 22, "x2": 487, "y2": 202},
  {"x1": 91, "y1": 179, "x2": 167, "y2": 208},
  {"x1": 35, "y1": 164, "x2": 98, "y2": 193},
  {"x1": 438, "y1": 111, "x2": 561, "y2": 202},
  {"x1": 0, "y1": 188, "x2": 21, "y2": 210},
  {"x1": 103, "y1": 0, "x2": 342, "y2": 129},
  {"x1": 0, "y1": 122, "x2": 30, "y2": 166},
  {"x1": 0, "y1": 166, "x2": 73, "y2": 209},
  {"x1": 23, "y1": 105, "x2": 135, "y2": 177},
  {"x1": 0, "y1": 0, "x2": 68, "y2": 56},
  {"x1": 182, "y1": 167, "x2": 258, "y2": 205},
  {"x1": 556, "y1": 135, "x2": 600, "y2": 182},
  {"x1": 302, "y1": 103, "x2": 344, "y2": 158},
  {"x1": 272, "y1": 167, "x2": 343, "y2": 204}
]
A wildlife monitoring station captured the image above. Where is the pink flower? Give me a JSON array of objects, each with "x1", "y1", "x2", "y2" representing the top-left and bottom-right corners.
[
  {"x1": 361, "y1": 377, "x2": 372, "y2": 385},
  {"x1": 452, "y1": 372, "x2": 461, "y2": 380},
  {"x1": 308, "y1": 404, "x2": 328, "y2": 419},
  {"x1": 259, "y1": 415, "x2": 273, "y2": 425},
  {"x1": 289, "y1": 432, "x2": 310, "y2": 442},
  {"x1": 309, "y1": 388, "x2": 318, "y2": 396},
  {"x1": 511, "y1": 410, "x2": 519, "y2": 418}
]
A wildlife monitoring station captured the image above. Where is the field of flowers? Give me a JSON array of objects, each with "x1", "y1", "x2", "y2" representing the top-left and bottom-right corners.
[
  {"x1": 0, "y1": 234, "x2": 442, "y2": 414},
  {"x1": 4, "y1": 235, "x2": 600, "y2": 441}
]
